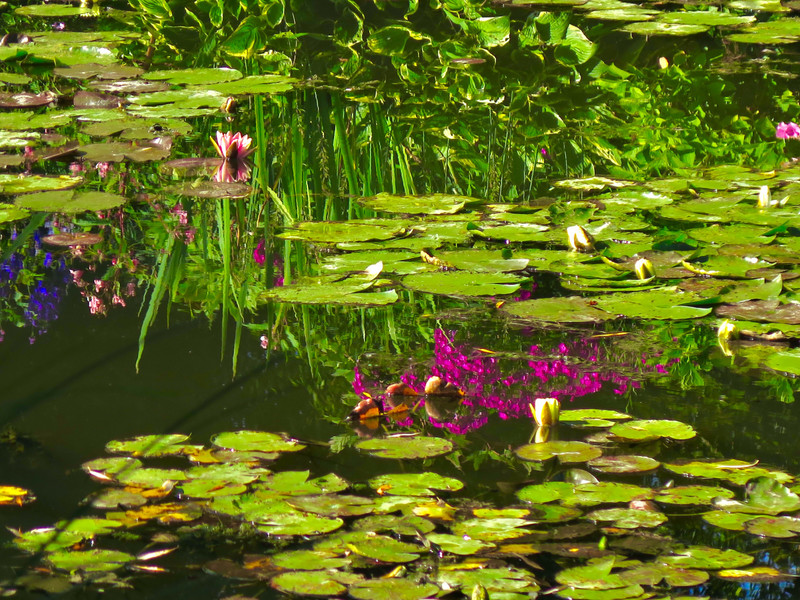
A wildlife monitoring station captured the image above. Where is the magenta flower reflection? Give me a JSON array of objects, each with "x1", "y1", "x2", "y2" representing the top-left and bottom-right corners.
[
  {"x1": 211, "y1": 131, "x2": 254, "y2": 182},
  {"x1": 776, "y1": 122, "x2": 800, "y2": 140},
  {"x1": 352, "y1": 329, "x2": 669, "y2": 435}
]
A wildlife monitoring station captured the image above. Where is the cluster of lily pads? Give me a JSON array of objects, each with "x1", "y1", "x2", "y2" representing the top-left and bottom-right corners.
[{"x1": 4, "y1": 407, "x2": 800, "y2": 598}]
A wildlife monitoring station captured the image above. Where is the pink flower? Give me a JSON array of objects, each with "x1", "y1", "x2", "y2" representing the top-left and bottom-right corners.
[
  {"x1": 95, "y1": 162, "x2": 111, "y2": 178},
  {"x1": 776, "y1": 122, "x2": 800, "y2": 139},
  {"x1": 112, "y1": 294, "x2": 126, "y2": 307},
  {"x1": 213, "y1": 159, "x2": 252, "y2": 183},
  {"x1": 211, "y1": 131, "x2": 254, "y2": 162},
  {"x1": 254, "y1": 240, "x2": 266, "y2": 265}
]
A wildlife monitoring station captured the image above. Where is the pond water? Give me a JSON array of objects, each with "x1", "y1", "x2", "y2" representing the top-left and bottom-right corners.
[{"x1": 6, "y1": 0, "x2": 800, "y2": 598}]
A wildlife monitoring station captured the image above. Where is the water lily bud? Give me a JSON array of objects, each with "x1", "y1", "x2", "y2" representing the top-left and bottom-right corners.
[
  {"x1": 758, "y1": 185, "x2": 771, "y2": 208},
  {"x1": 534, "y1": 425, "x2": 551, "y2": 444},
  {"x1": 717, "y1": 320, "x2": 737, "y2": 357},
  {"x1": 658, "y1": 57, "x2": 669, "y2": 69},
  {"x1": 531, "y1": 397, "x2": 560, "y2": 427},
  {"x1": 567, "y1": 225, "x2": 595, "y2": 252},
  {"x1": 634, "y1": 258, "x2": 656, "y2": 280},
  {"x1": 471, "y1": 583, "x2": 489, "y2": 600}
]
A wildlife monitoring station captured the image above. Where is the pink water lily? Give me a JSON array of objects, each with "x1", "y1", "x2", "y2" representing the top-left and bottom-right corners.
[
  {"x1": 776, "y1": 121, "x2": 800, "y2": 139},
  {"x1": 211, "y1": 131, "x2": 254, "y2": 161}
]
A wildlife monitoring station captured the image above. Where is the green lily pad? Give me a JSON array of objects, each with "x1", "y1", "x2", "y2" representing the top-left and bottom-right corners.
[
  {"x1": 516, "y1": 481, "x2": 575, "y2": 504},
  {"x1": 587, "y1": 507, "x2": 667, "y2": 528},
  {"x1": 257, "y1": 471, "x2": 349, "y2": 496},
  {"x1": 106, "y1": 434, "x2": 190, "y2": 457},
  {"x1": 558, "y1": 585, "x2": 645, "y2": 599},
  {"x1": 143, "y1": 67, "x2": 243, "y2": 85},
  {"x1": 179, "y1": 479, "x2": 248, "y2": 498},
  {"x1": 745, "y1": 515, "x2": 800, "y2": 538},
  {"x1": 367, "y1": 472, "x2": 464, "y2": 496},
  {"x1": 349, "y1": 578, "x2": 440, "y2": 600},
  {"x1": 287, "y1": 494, "x2": 375, "y2": 517},
  {"x1": 280, "y1": 220, "x2": 406, "y2": 243},
  {"x1": 716, "y1": 567, "x2": 793, "y2": 582},
  {"x1": 623, "y1": 22, "x2": 710, "y2": 35},
  {"x1": 271, "y1": 549, "x2": 351, "y2": 570},
  {"x1": 595, "y1": 288, "x2": 711, "y2": 320},
  {"x1": 557, "y1": 558, "x2": 628, "y2": 589},
  {"x1": 355, "y1": 436, "x2": 453, "y2": 459},
  {"x1": 353, "y1": 514, "x2": 436, "y2": 535},
  {"x1": 47, "y1": 549, "x2": 134, "y2": 573},
  {"x1": 659, "y1": 546, "x2": 754, "y2": 569},
  {"x1": 360, "y1": 192, "x2": 476, "y2": 215},
  {"x1": 663, "y1": 459, "x2": 793, "y2": 485},
  {"x1": 564, "y1": 482, "x2": 655, "y2": 507},
  {"x1": 702, "y1": 511, "x2": 756, "y2": 531},
  {"x1": 516, "y1": 441, "x2": 603, "y2": 463},
  {"x1": 561, "y1": 409, "x2": 631, "y2": 424},
  {"x1": 116, "y1": 467, "x2": 187, "y2": 487},
  {"x1": 434, "y1": 249, "x2": 530, "y2": 272},
  {"x1": 660, "y1": 11, "x2": 756, "y2": 26},
  {"x1": 609, "y1": 419, "x2": 696, "y2": 441},
  {"x1": 712, "y1": 477, "x2": 800, "y2": 514},
  {"x1": 553, "y1": 176, "x2": 635, "y2": 191},
  {"x1": 348, "y1": 536, "x2": 421, "y2": 562},
  {"x1": 263, "y1": 275, "x2": 398, "y2": 306},
  {"x1": 437, "y1": 565, "x2": 539, "y2": 593},
  {"x1": 451, "y1": 517, "x2": 533, "y2": 541},
  {"x1": 655, "y1": 485, "x2": 736, "y2": 505},
  {"x1": 403, "y1": 271, "x2": 525, "y2": 297},
  {"x1": 620, "y1": 563, "x2": 709, "y2": 586},
  {"x1": 271, "y1": 570, "x2": 348, "y2": 596},
  {"x1": 425, "y1": 533, "x2": 495, "y2": 555},
  {"x1": 211, "y1": 431, "x2": 306, "y2": 453},
  {"x1": 257, "y1": 512, "x2": 344, "y2": 536},
  {"x1": 688, "y1": 224, "x2": 775, "y2": 245},
  {"x1": 15, "y1": 190, "x2": 125, "y2": 213},
  {"x1": 13, "y1": 528, "x2": 87, "y2": 553},
  {"x1": 502, "y1": 296, "x2": 616, "y2": 323},
  {"x1": 85, "y1": 487, "x2": 148, "y2": 509},
  {"x1": 15, "y1": 4, "x2": 94, "y2": 17},
  {"x1": 0, "y1": 174, "x2": 82, "y2": 194},
  {"x1": 320, "y1": 250, "x2": 421, "y2": 274},
  {"x1": 587, "y1": 455, "x2": 660, "y2": 473},
  {"x1": 0, "y1": 202, "x2": 29, "y2": 222}
]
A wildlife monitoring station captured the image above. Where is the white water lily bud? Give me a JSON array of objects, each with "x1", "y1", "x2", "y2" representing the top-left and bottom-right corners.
[
  {"x1": 531, "y1": 397, "x2": 560, "y2": 427},
  {"x1": 634, "y1": 258, "x2": 656, "y2": 280},
  {"x1": 758, "y1": 185, "x2": 771, "y2": 208},
  {"x1": 567, "y1": 225, "x2": 595, "y2": 252},
  {"x1": 658, "y1": 57, "x2": 669, "y2": 69},
  {"x1": 534, "y1": 425, "x2": 551, "y2": 444}
]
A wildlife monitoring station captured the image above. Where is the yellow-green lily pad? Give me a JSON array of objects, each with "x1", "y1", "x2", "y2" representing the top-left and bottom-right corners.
[
  {"x1": 515, "y1": 441, "x2": 603, "y2": 463},
  {"x1": 211, "y1": 431, "x2": 306, "y2": 453},
  {"x1": 609, "y1": 419, "x2": 696, "y2": 441},
  {"x1": 355, "y1": 436, "x2": 453, "y2": 459}
]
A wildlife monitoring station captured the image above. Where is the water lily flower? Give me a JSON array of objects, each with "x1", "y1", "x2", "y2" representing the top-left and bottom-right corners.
[
  {"x1": 567, "y1": 225, "x2": 595, "y2": 252},
  {"x1": 531, "y1": 397, "x2": 560, "y2": 427},
  {"x1": 758, "y1": 185, "x2": 771, "y2": 208},
  {"x1": 776, "y1": 122, "x2": 800, "y2": 139},
  {"x1": 634, "y1": 258, "x2": 655, "y2": 280},
  {"x1": 211, "y1": 131, "x2": 254, "y2": 162}
]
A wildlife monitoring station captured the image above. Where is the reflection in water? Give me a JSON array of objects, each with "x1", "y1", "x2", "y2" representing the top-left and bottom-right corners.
[{"x1": 353, "y1": 328, "x2": 668, "y2": 435}]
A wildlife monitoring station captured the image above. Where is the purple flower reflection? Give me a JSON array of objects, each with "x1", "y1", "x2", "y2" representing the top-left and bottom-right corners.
[{"x1": 352, "y1": 329, "x2": 663, "y2": 435}]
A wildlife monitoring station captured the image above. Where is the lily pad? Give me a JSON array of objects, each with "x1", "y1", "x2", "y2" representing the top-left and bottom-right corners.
[
  {"x1": 655, "y1": 485, "x2": 736, "y2": 505},
  {"x1": 211, "y1": 431, "x2": 306, "y2": 453},
  {"x1": 663, "y1": 459, "x2": 793, "y2": 485},
  {"x1": 257, "y1": 512, "x2": 344, "y2": 536},
  {"x1": 349, "y1": 578, "x2": 440, "y2": 600},
  {"x1": 106, "y1": 434, "x2": 190, "y2": 457},
  {"x1": 143, "y1": 67, "x2": 243, "y2": 85},
  {"x1": 0, "y1": 202, "x2": 30, "y2": 222},
  {"x1": 425, "y1": 533, "x2": 495, "y2": 555},
  {"x1": 516, "y1": 481, "x2": 575, "y2": 504},
  {"x1": 587, "y1": 507, "x2": 667, "y2": 528},
  {"x1": 15, "y1": 190, "x2": 125, "y2": 213},
  {"x1": 623, "y1": 21, "x2": 710, "y2": 35},
  {"x1": 587, "y1": 455, "x2": 660, "y2": 473},
  {"x1": 0, "y1": 174, "x2": 82, "y2": 194},
  {"x1": 745, "y1": 515, "x2": 800, "y2": 538},
  {"x1": 271, "y1": 549, "x2": 351, "y2": 570},
  {"x1": 368, "y1": 472, "x2": 464, "y2": 496},
  {"x1": 166, "y1": 181, "x2": 252, "y2": 199},
  {"x1": 355, "y1": 436, "x2": 453, "y2": 459},
  {"x1": 360, "y1": 192, "x2": 476, "y2": 215},
  {"x1": 502, "y1": 296, "x2": 616, "y2": 323},
  {"x1": 516, "y1": 441, "x2": 603, "y2": 463},
  {"x1": 347, "y1": 536, "x2": 421, "y2": 562},
  {"x1": 659, "y1": 546, "x2": 754, "y2": 570},
  {"x1": 403, "y1": 271, "x2": 526, "y2": 297},
  {"x1": 609, "y1": 419, "x2": 696, "y2": 441},
  {"x1": 287, "y1": 494, "x2": 375, "y2": 517},
  {"x1": 271, "y1": 570, "x2": 348, "y2": 596},
  {"x1": 47, "y1": 549, "x2": 134, "y2": 573},
  {"x1": 451, "y1": 517, "x2": 533, "y2": 541},
  {"x1": 564, "y1": 482, "x2": 655, "y2": 506}
]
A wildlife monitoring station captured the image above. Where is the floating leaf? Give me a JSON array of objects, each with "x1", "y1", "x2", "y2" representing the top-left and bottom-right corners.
[
  {"x1": 403, "y1": 271, "x2": 526, "y2": 297},
  {"x1": 564, "y1": 482, "x2": 654, "y2": 507},
  {"x1": 280, "y1": 220, "x2": 406, "y2": 243},
  {"x1": 516, "y1": 481, "x2": 575, "y2": 504},
  {"x1": 716, "y1": 567, "x2": 792, "y2": 582},
  {"x1": 587, "y1": 507, "x2": 666, "y2": 528},
  {"x1": 47, "y1": 549, "x2": 134, "y2": 573},
  {"x1": 354, "y1": 514, "x2": 436, "y2": 535},
  {"x1": 745, "y1": 515, "x2": 800, "y2": 538},
  {"x1": 425, "y1": 533, "x2": 495, "y2": 555},
  {"x1": 271, "y1": 570, "x2": 348, "y2": 596},
  {"x1": 211, "y1": 431, "x2": 306, "y2": 453},
  {"x1": 271, "y1": 549, "x2": 351, "y2": 570},
  {"x1": 503, "y1": 296, "x2": 616, "y2": 323},
  {"x1": 360, "y1": 192, "x2": 476, "y2": 215},
  {"x1": 516, "y1": 441, "x2": 603, "y2": 463},
  {"x1": 347, "y1": 535, "x2": 421, "y2": 562},
  {"x1": 655, "y1": 485, "x2": 735, "y2": 505},
  {"x1": 106, "y1": 434, "x2": 190, "y2": 457},
  {"x1": 0, "y1": 174, "x2": 82, "y2": 194},
  {"x1": 257, "y1": 512, "x2": 344, "y2": 536},
  {"x1": 355, "y1": 436, "x2": 453, "y2": 459},
  {"x1": 712, "y1": 477, "x2": 800, "y2": 514},
  {"x1": 15, "y1": 190, "x2": 124, "y2": 213},
  {"x1": 368, "y1": 473, "x2": 463, "y2": 496},
  {"x1": 143, "y1": 67, "x2": 243, "y2": 85},
  {"x1": 349, "y1": 578, "x2": 440, "y2": 600},
  {"x1": 659, "y1": 546, "x2": 754, "y2": 569},
  {"x1": 0, "y1": 485, "x2": 35, "y2": 506},
  {"x1": 287, "y1": 494, "x2": 375, "y2": 517},
  {"x1": 588, "y1": 455, "x2": 660, "y2": 473},
  {"x1": 610, "y1": 419, "x2": 696, "y2": 441},
  {"x1": 663, "y1": 460, "x2": 793, "y2": 485},
  {"x1": 451, "y1": 517, "x2": 533, "y2": 541}
]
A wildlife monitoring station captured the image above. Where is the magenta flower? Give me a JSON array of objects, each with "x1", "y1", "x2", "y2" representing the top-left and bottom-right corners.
[
  {"x1": 211, "y1": 131, "x2": 254, "y2": 162},
  {"x1": 776, "y1": 122, "x2": 800, "y2": 139},
  {"x1": 254, "y1": 240, "x2": 266, "y2": 265}
]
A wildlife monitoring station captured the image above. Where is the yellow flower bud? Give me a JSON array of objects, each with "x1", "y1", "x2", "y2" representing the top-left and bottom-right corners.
[
  {"x1": 634, "y1": 258, "x2": 656, "y2": 280},
  {"x1": 567, "y1": 225, "x2": 595, "y2": 252},
  {"x1": 717, "y1": 320, "x2": 737, "y2": 357},
  {"x1": 531, "y1": 397, "x2": 560, "y2": 427}
]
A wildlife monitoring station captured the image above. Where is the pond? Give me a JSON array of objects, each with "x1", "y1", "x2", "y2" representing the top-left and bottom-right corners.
[{"x1": 4, "y1": 0, "x2": 800, "y2": 598}]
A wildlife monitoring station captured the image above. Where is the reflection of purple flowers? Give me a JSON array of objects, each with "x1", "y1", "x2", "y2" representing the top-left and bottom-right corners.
[
  {"x1": 1, "y1": 249, "x2": 69, "y2": 343},
  {"x1": 353, "y1": 328, "x2": 661, "y2": 435}
]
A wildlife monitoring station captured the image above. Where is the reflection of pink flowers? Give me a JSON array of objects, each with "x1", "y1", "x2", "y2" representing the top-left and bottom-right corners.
[
  {"x1": 352, "y1": 329, "x2": 667, "y2": 435},
  {"x1": 254, "y1": 240, "x2": 266, "y2": 265},
  {"x1": 776, "y1": 122, "x2": 800, "y2": 139},
  {"x1": 211, "y1": 131, "x2": 254, "y2": 183}
]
